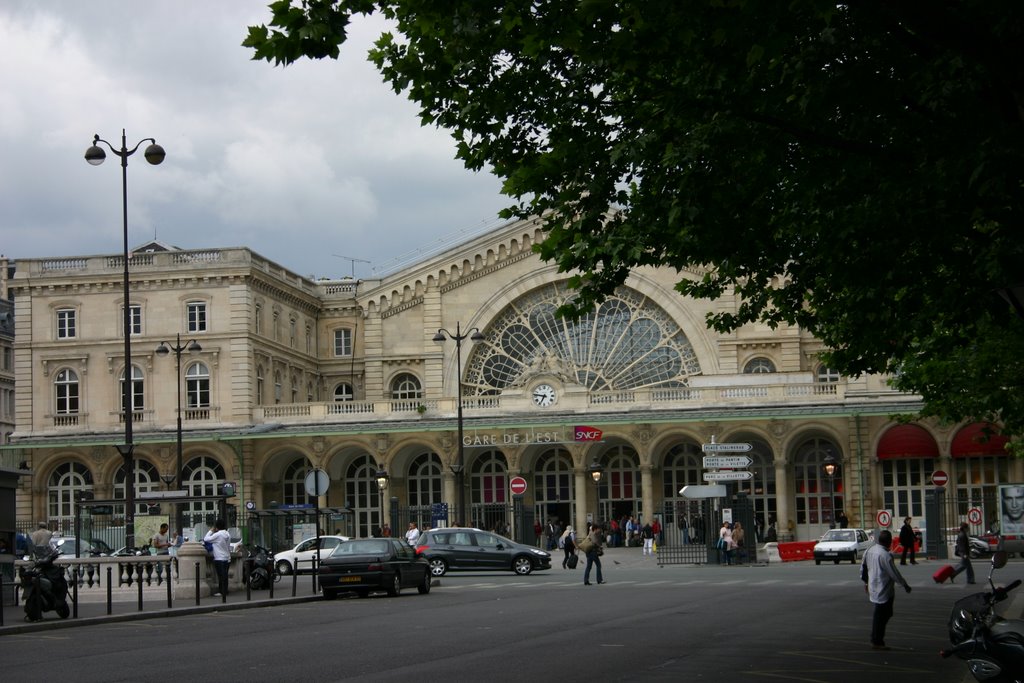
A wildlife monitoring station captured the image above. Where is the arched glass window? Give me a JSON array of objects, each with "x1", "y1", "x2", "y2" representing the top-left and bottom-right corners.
[
  {"x1": 181, "y1": 455, "x2": 225, "y2": 525},
  {"x1": 743, "y1": 357, "x2": 776, "y2": 374},
  {"x1": 333, "y1": 383, "x2": 354, "y2": 402},
  {"x1": 472, "y1": 450, "x2": 508, "y2": 506},
  {"x1": 599, "y1": 445, "x2": 640, "y2": 520},
  {"x1": 54, "y1": 368, "x2": 79, "y2": 415},
  {"x1": 731, "y1": 438, "x2": 777, "y2": 538},
  {"x1": 113, "y1": 459, "x2": 160, "y2": 515},
  {"x1": 119, "y1": 364, "x2": 144, "y2": 415},
  {"x1": 283, "y1": 457, "x2": 315, "y2": 507},
  {"x1": 390, "y1": 373, "x2": 422, "y2": 400},
  {"x1": 661, "y1": 441, "x2": 705, "y2": 543},
  {"x1": 408, "y1": 452, "x2": 442, "y2": 507},
  {"x1": 533, "y1": 448, "x2": 575, "y2": 525},
  {"x1": 186, "y1": 362, "x2": 211, "y2": 409},
  {"x1": 345, "y1": 454, "x2": 381, "y2": 539},
  {"x1": 47, "y1": 461, "x2": 93, "y2": 527},
  {"x1": 817, "y1": 365, "x2": 840, "y2": 383},
  {"x1": 794, "y1": 438, "x2": 842, "y2": 534},
  {"x1": 465, "y1": 283, "x2": 701, "y2": 394}
]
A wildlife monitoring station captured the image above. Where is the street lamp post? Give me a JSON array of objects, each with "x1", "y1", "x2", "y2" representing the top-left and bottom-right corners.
[
  {"x1": 375, "y1": 468, "x2": 390, "y2": 536},
  {"x1": 433, "y1": 322, "x2": 485, "y2": 525},
  {"x1": 589, "y1": 461, "x2": 605, "y2": 529},
  {"x1": 86, "y1": 130, "x2": 165, "y2": 548},
  {"x1": 823, "y1": 454, "x2": 839, "y2": 530},
  {"x1": 156, "y1": 334, "x2": 202, "y2": 537}
]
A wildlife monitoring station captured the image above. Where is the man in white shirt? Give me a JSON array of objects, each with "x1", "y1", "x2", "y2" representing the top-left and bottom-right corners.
[
  {"x1": 861, "y1": 530, "x2": 911, "y2": 650},
  {"x1": 204, "y1": 519, "x2": 232, "y2": 597},
  {"x1": 405, "y1": 522, "x2": 420, "y2": 546}
]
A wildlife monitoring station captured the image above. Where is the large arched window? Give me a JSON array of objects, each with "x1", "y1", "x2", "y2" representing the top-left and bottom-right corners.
[
  {"x1": 54, "y1": 368, "x2": 79, "y2": 416},
  {"x1": 390, "y1": 373, "x2": 422, "y2": 400},
  {"x1": 113, "y1": 459, "x2": 160, "y2": 516},
  {"x1": 598, "y1": 445, "x2": 641, "y2": 521},
  {"x1": 794, "y1": 438, "x2": 842, "y2": 536},
  {"x1": 472, "y1": 450, "x2": 508, "y2": 505},
  {"x1": 533, "y1": 448, "x2": 575, "y2": 527},
  {"x1": 731, "y1": 437, "x2": 777, "y2": 537},
  {"x1": 283, "y1": 457, "x2": 315, "y2": 507},
  {"x1": 345, "y1": 454, "x2": 381, "y2": 538},
  {"x1": 181, "y1": 455, "x2": 225, "y2": 525},
  {"x1": 407, "y1": 452, "x2": 442, "y2": 508},
  {"x1": 47, "y1": 461, "x2": 93, "y2": 527},
  {"x1": 661, "y1": 441, "x2": 703, "y2": 541},
  {"x1": 465, "y1": 283, "x2": 701, "y2": 394}
]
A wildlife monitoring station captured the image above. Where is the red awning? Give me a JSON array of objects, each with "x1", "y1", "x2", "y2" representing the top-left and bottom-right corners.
[
  {"x1": 876, "y1": 424, "x2": 939, "y2": 459},
  {"x1": 951, "y1": 423, "x2": 1008, "y2": 457}
]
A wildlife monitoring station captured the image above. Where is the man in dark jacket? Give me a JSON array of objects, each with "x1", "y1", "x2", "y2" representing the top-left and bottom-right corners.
[
  {"x1": 898, "y1": 517, "x2": 917, "y2": 566},
  {"x1": 952, "y1": 522, "x2": 975, "y2": 584}
]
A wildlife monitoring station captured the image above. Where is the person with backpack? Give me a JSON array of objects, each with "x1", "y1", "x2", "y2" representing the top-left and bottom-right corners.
[
  {"x1": 579, "y1": 523, "x2": 605, "y2": 585},
  {"x1": 559, "y1": 526, "x2": 577, "y2": 569},
  {"x1": 640, "y1": 522, "x2": 654, "y2": 556}
]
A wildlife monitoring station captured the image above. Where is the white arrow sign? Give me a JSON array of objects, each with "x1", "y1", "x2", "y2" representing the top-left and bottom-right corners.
[
  {"x1": 703, "y1": 455, "x2": 754, "y2": 469},
  {"x1": 680, "y1": 484, "x2": 727, "y2": 499},
  {"x1": 703, "y1": 471, "x2": 754, "y2": 482},
  {"x1": 702, "y1": 442, "x2": 753, "y2": 453}
]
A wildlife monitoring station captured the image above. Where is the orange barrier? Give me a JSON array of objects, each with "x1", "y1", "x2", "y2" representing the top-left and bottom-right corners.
[{"x1": 777, "y1": 541, "x2": 817, "y2": 562}]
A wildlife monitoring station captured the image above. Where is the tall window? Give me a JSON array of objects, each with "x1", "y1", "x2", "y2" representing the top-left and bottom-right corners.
[
  {"x1": 794, "y1": 438, "x2": 842, "y2": 530},
  {"x1": 181, "y1": 455, "x2": 225, "y2": 525},
  {"x1": 54, "y1": 369, "x2": 79, "y2": 415},
  {"x1": 390, "y1": 373, "x2": 422, "y2": 400},
  {"x1": 600, "y1": 445, "x2": 641, "y2": 520},
  {"x1": 334, "y1": 328, "x2": 353, "y2": 356},
  {"x1": 472, "y1": 450, "x2": 508, "y2": 505},
  {"x1": 882, "y1": 457, "x2": 937, "y2": 521},
  {"x1": 48, "y1": 461, "x2": 93, "y2": 526},
  {"x1": 345, "y1": 454, "x2": 382, "y2": 538},
  {"x1": 187, "y1": 301, "x2": 207, "y2": 333},
  {"x1": 289, "y1": 318, "x2": 297, "y2": 347},
  {"x1": 408, "y1": 452, "x2": 443, "y2": 508},
  {"x1": 283, "y1": 457, "x2": 315, "y2": 507},
  {"x1": 254, "y1": 303, "x2": 262, "y2": 335},
  {"x1": 533, "y1": 448, "x2": 575, "y2": 520},
  {"x1": 743, "y1": 357, "x2": 776, "y2": 373},
  {"x1": 256, "y1": 366, "x2": 264, "y2": 406},
  {"x1": 56, "y1": 308, "x2": 76, "y2": 339},
  {"x1": 123, "y1": 304, "x2": 142, "y2": 336},
  {"x1": 333, "y1": 383, "x2": 354, "y2": 402},
  {"x1": 186, "y1": 362, "x2": 211, "y2": 409},
  {"x1": 120, "y1": 365, "x2": 145, "y2": 416},
  {"x1": 113, "y1": 459, "x2": 159, "y2": 515},
  {"x1": 305, "y1": 325, "x2": 312, "y2": 354}
]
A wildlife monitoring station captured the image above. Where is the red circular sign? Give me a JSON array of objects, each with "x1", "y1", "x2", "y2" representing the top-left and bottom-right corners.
[
  {"x1": 967, "y1": 507, "x2": 983, "y2": 525},
  {"x1": 509, "y1": 476, "x2": 528, "y2": 495},
  {"x1": 932, "y1": 470, "x2": 949, "y2": 487}
]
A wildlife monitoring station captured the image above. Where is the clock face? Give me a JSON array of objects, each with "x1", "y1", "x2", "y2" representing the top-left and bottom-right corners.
[{"x1": 532, "y1": 384, "x2": 556, "y2": 407}]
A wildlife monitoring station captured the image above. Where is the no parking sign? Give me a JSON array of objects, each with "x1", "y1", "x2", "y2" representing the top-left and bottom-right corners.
[
  {"x1": 876, "y1": 509, "x2": 893, "y2": 527},
  {"x1": 967, "y1": 507, "x2": 983, "y2": 526}
]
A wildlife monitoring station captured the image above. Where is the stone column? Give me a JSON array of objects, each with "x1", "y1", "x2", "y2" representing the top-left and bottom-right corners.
[
  {"x1": 640, "y1": 465, "x2": 654, "y2": 524},
  {"x1": 774, "y1": 459, "x2": 792, "y2": 542},
  {"x1": 174, "y1": 541, "x2": 210, "y2": 599},
  {"x1": 575, "y1": 469, "x2": 589, "y2": 534}
]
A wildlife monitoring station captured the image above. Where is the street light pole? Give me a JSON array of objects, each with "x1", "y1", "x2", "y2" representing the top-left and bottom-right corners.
[
  {"x1": 156, "y1": 334, "x2": 202, "y2": 536},
  {"x1": 375, "y1": 468, "x2": 390, "y2": 536},
  {"x1": 823, "y1": 454, "x2": 839, "y2": 530},
  {"x1": 589, "y1": 461, "x2": 605, "y2": 529},
  {"x1": 433, "y1": 322, "x2": 485, "y2": 525},
  {"x1": 86, "y1": 130, "x2": 165, "y2": 549}
]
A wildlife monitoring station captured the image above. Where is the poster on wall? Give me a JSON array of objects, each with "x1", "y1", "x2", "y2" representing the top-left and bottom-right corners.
[{"x1": 999, "y1": 485, "x2": 1024, "y2": 535}]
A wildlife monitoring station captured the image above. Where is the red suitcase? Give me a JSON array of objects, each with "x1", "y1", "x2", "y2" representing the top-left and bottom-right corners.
[{"x1": 933, "y1": 564, "x2": 956, "y2": 584}]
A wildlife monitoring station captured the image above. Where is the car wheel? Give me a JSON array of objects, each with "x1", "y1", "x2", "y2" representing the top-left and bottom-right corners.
[
  {"x1": 428, "y1": 558, "x2": 448, "y2": 577},
  {"x1": 56, "y1": 600, "x2": 70, "y2": 619},
  {"x1": 513, "y1": 556, "x2": 534, "y2": 575},
  {"x1": 387, "y1": 573, "x2": 401, "y2": 597},
  {"x1": 322, "y1": 588, "x2": 338, "y2": 600},
  {"x1": 850, "y1": 554, "x2": 857, "y2": 565},
  {"x1": 418, "y1": 571, "x2": 431, "y2": 594},
  {"x1": 276, "y1": 560, "x2": 292, "y2": 576},
  {"x1": 815, "y1": 559, "x2": 821, "y2": 565}
]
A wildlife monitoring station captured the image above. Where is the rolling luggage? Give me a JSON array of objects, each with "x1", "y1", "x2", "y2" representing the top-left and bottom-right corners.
[
  {"x1": 933, "y1": 564, "x2": 956, "y2": 584},
  {"x1": 567, "y1": 553, "x2": 579, "y2": 569}
]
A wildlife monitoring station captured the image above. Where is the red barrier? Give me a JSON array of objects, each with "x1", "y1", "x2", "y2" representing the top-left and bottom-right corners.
[{"x1": 777, "y1": 541, "x2": 817, "y2": 562}]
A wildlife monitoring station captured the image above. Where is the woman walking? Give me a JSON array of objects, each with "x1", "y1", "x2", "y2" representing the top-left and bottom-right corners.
[{"x1": 559, "y1": 526, "x2": 577, "y2": 568}]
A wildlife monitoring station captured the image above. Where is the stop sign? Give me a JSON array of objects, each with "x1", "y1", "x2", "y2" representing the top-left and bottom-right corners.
[
  {"x1": 932, "y1": 470, "x2": 949, "y2": 487},
  {"x1": 509, "y1": 476, "x2": 528, "y2": 495}
]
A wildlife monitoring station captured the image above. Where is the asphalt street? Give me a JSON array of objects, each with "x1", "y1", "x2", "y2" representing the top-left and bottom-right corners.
[{"x1": 2, "y1": 548, "x2": 1019, "y2": 682}]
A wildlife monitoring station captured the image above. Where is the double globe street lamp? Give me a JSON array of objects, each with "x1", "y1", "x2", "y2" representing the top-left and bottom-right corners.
[{"x1": 85, "y1": 130, "x2": 165, "y2": 548}]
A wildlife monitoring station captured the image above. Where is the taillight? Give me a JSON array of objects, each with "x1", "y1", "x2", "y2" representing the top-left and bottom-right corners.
[
  {"x1": 367, "y1": 563, "x2": 383, "y2": 571},
  {"x1": 415, "y1": 545, "x2": 428, "y2": 555}
]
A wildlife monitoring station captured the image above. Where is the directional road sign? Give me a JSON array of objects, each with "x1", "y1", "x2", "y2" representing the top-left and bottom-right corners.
[
  {"x1": 702, "y1": 442, "x2": 753, "y2": 453},
  {"x1": 702, "y1": 455, "x2": 754, "y2": 469},
  {"x1": 703, "y1": 471, "x2": 754, "y2": 482},
  {"x1": 680, "y1": 484, "x2": 728, "y2": 499}
]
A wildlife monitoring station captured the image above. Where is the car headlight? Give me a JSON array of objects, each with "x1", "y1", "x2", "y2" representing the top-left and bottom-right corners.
[{"x1": 530, "y1": 549, "x2": 547, "y2": 556}]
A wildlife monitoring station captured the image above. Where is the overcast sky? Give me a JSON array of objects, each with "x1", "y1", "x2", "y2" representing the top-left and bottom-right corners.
[{"x1": 0, "y1": 1, "x2": 511, "y2": 280}]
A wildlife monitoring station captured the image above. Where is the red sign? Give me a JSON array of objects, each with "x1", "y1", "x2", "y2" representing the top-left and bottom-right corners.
[
  {"x1": 932, "y1": 470, "x2": 949, "y2": 487},
  {"x1": 575, "y1": 426, "x2": 603, "y2": 442},
  {"x1": 509, "y1": 476, "x2": 528, "y2": 495}
]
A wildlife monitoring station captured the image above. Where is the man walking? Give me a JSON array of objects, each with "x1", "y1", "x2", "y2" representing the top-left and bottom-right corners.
[
  {"x1": 898, "y1": 517, "x2": 917, "y2": 565},
  {"x1": 952, "y1": 522, "x2": 975, "y2": 584},
  {"x1": 861, "y1": 529, "x2": 911, "y2": 650}
]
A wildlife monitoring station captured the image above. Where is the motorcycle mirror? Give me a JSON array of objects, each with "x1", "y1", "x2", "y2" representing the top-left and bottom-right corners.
[{"x1": 992, "y1": 551, "x2": 1008, "y2": 569}]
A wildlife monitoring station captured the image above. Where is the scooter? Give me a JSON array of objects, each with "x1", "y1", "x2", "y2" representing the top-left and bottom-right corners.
[
  {"x1": 247, "y1": 544, "x2": 278, "y2": 590},
  {"x1": 940, "y1": 550, "x2": 1024, "y2": 682},
  {"x1": 21, "y1": 546, "x2": 71, "y2": 622}
]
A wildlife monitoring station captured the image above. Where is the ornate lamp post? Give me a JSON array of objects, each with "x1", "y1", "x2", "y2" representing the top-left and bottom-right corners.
[
  {"x1": 433, "y1": 322, "x2": 485, "y2": 524},
  {"x1": 589, "y1": 461, "x2": 605, "y2": 528},
  {"x1": 156, "y1": 334, "x2": 202, "y2": 536},
  {"x1": 375, "y1": 467, "x2": 390, "y2": 536},
  {"x1": 822, "y1": 453, "x2": 839, "y2": 530},
  {"x1": 86, "y1": 130, "x2": 165, "y2": 548}
]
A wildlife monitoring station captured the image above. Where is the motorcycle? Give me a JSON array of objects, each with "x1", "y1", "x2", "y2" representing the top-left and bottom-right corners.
[
  {"x1": 247, "y1": 544, "x2": 279, "y2": 590},
  {"x1": 941, "y1": 550, "x2": 1024, "y2": 682},
  {"x1": 21, "y1": 546, "x2": 71, "y2": 622}
]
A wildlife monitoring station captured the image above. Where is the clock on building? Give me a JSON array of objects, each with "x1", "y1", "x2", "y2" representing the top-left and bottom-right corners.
[{"x1": 532, "y1": 383, "x2": 557, "y2": 407}]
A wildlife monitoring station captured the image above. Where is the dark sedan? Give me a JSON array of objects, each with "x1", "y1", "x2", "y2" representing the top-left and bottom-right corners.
[
  {"x1": 318, "y1": 538, "x2": 432, "y2": 599},
  {"x1": 414, "y1": 527, "x2": 552, "y2": 576}
]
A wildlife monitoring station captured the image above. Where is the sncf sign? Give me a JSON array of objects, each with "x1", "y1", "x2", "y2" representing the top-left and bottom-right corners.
[{"x1": 575, "y1": 426, "x2": 603, "y2": 442}]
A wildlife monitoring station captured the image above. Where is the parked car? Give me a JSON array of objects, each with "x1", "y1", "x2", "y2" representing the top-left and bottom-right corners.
[
  {"x1": 813, "y1": 528, "x2": 873, "y2": 565},
  {"x1": 275, "y1": 535, "x2": 349, "y2": 575},
  {"x1": 318, "y1": 538, "x2": 431, "y2": 599},
  {"x1": 415, "y1": 527, "x2": 552, "y2": 576}
]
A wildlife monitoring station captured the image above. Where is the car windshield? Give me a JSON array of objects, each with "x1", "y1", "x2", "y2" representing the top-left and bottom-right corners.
[
  {"x1": 331, "y1": 540, "x2": 390, "y2": 556},
  {"x1": 821, "y1": 530, "x2": 856, "y2": 542}
]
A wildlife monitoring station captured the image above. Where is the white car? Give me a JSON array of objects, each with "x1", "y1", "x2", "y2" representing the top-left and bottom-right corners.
[
  {"x1": 813, "y1": 528, "x2": 873, "y2": 565},
  {"x1": 274, "y1": 535, "x2": 349, "y2": 575}
]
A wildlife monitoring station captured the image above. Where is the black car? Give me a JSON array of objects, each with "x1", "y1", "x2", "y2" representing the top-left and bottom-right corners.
[
  {"x1": 415, "y1": 528, "x2": 552, "y2": 577},
  {"x1": 318, "y1": 538, "x2": 431, "y2": 599}
]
